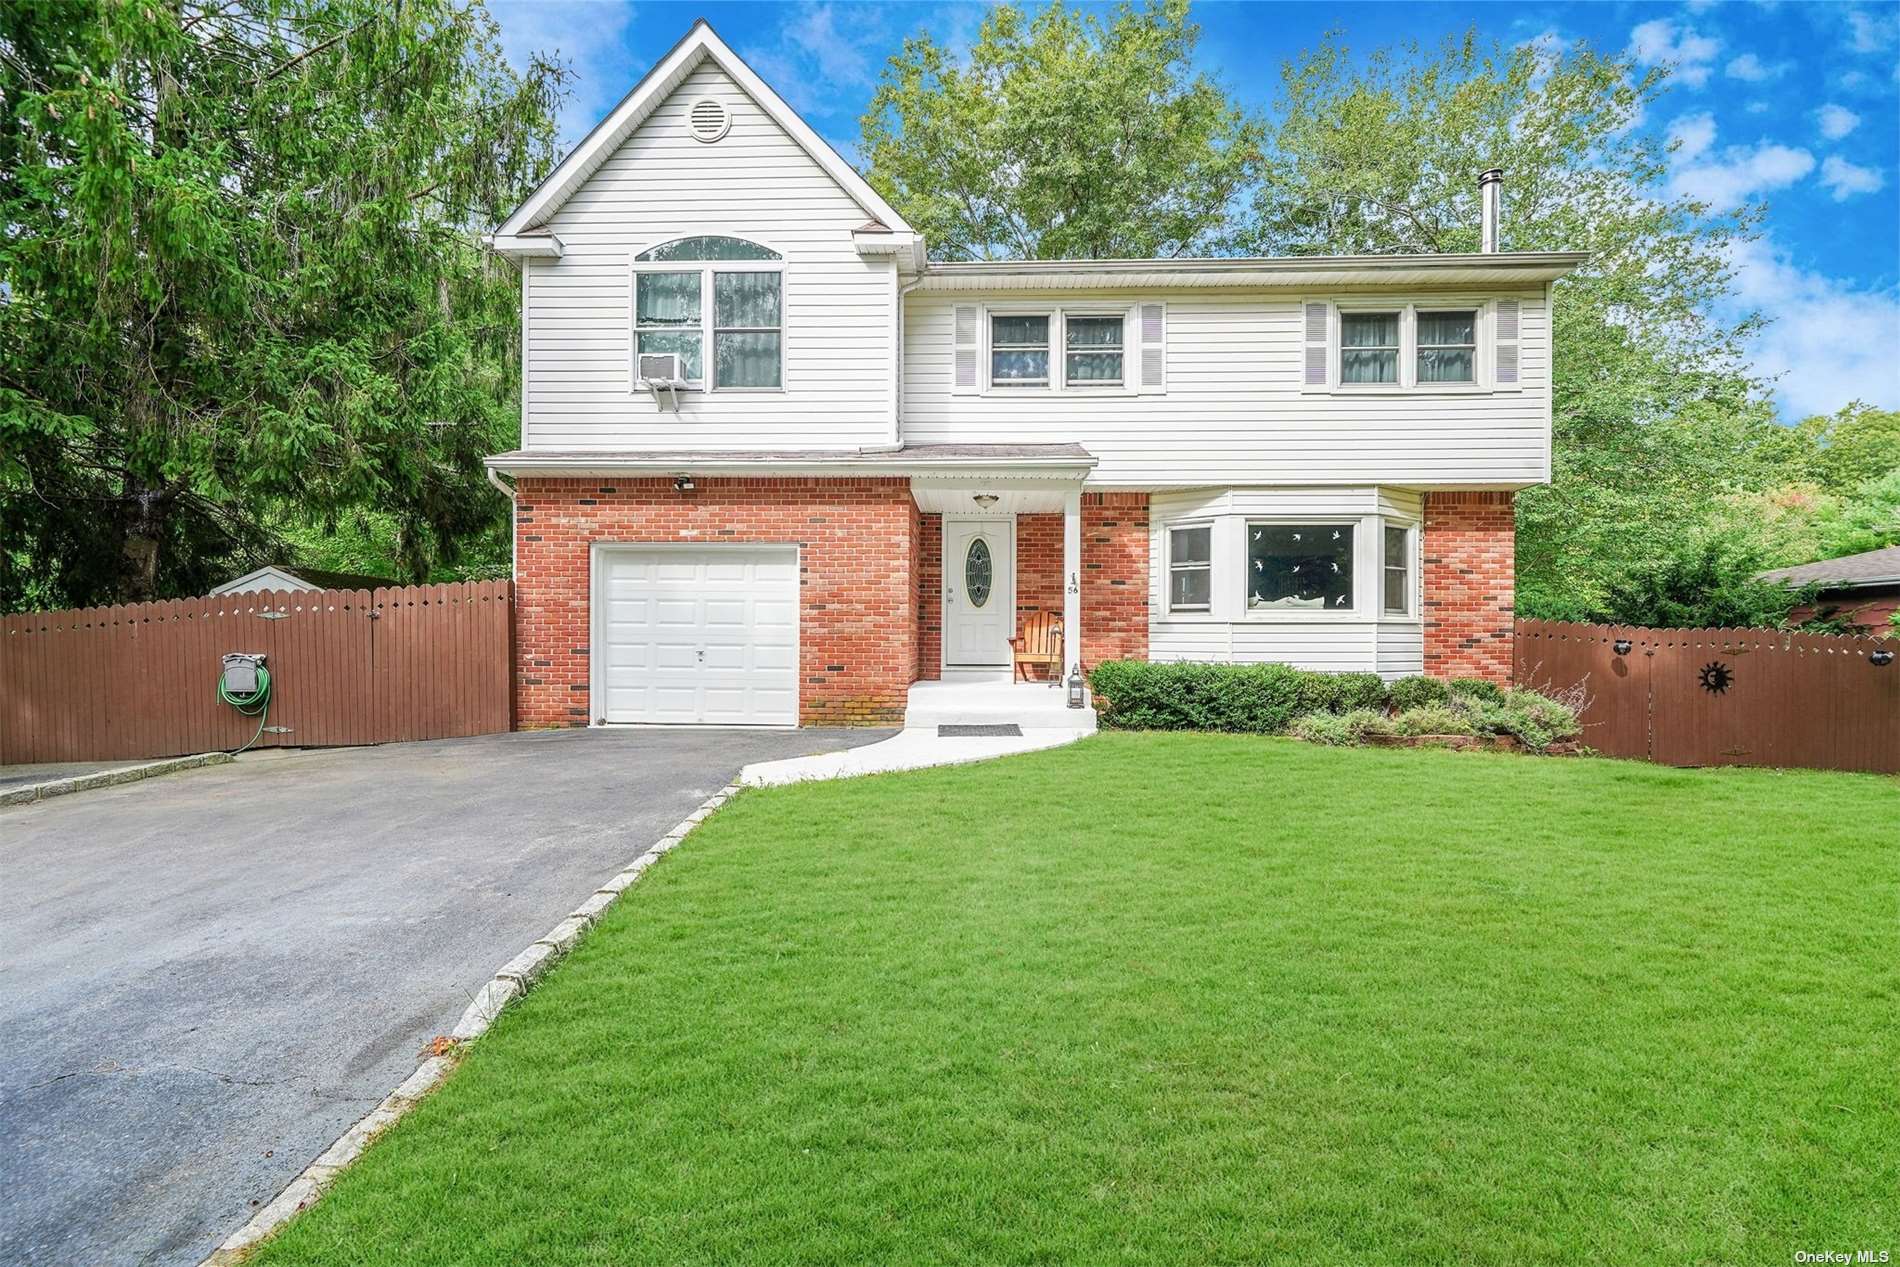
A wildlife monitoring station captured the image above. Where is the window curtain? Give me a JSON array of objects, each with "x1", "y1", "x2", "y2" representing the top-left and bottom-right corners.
[
  {"x1": 1340, "y1": 313, "x2": 1399, "y2": 384},
  {"x1": 713, "y1": 273, "x2": 782, "y2": 387},
  {"x1": 1416, "y1": 311, "x2": 1475, "y2": 383}
]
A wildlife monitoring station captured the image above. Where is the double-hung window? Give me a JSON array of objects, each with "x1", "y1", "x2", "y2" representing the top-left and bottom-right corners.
[
  {"x1": 1168, "y1": 525, "x2": 1212, "y2": 612},
  {"x1": 633, "y1": 235, "x2": 782, "y2": 390},
  {"x1": 1339, "y1": 312, "x2": 1401, "y2": 385},
  {"x1": 1325, "y1": 304, "x2": 1485, "y2": 390},
  {"x1": 1065, "y1": 315, "x2": 1124, "y2": 386},
  {"x1": 990, "y1": 314, "x2": 1050, "y2": 386},
  {"x1": 1383, "y1": 524, "x2": 1411, "y2": 615},
  {"x1": 1416, "y1": 310, "x2": 1476, "y2": 384}
]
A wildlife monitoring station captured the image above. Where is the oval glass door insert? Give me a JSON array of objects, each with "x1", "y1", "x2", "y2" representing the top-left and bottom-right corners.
[{"x1": 964, "y1": 537, "x2": 993, "y2": 608}]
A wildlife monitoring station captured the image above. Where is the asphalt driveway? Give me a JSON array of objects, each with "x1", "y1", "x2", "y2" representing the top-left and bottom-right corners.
[{"x1": 0, "y1": 727, "x2": 889, "y2": 1267}]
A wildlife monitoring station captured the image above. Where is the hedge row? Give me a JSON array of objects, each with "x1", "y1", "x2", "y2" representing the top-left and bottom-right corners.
[{"x1": 1087, "y1": 660, "x2": 1503, "y2": 735}]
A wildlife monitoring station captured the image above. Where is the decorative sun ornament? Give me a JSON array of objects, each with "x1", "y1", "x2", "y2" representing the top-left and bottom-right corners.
[{"x1": 1698, "y1": 661, "x2": 1733, "y2": 694}]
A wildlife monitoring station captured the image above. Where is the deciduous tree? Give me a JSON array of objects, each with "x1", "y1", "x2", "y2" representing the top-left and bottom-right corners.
[{"x1": 860, "y1": 0, "x2": 1263, "y2": 260}]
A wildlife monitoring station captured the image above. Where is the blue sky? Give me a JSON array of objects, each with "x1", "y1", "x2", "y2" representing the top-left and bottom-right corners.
[{"x1": 488, "y1": 0, "x2": 1900, "y2": 420}]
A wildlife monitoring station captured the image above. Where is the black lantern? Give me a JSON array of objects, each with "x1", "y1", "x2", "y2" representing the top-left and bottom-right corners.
[
  {"x1": 1873, "y1": 648, "x2": 1894, "y2": 667},
  {"x1": 1067, "y1": 669, "x2": 1085, "y2": 709},
  {"x1": 1613, "y1": 638, "x2": 1633, "y2": 656}
]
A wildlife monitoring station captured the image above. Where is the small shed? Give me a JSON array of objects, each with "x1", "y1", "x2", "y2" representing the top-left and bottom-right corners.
[{"x1": 210, "y1": 565, "x2": 395, "y2": 596}]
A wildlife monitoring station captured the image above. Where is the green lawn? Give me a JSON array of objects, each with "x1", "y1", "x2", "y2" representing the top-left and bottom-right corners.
[{"x1": 257, "y1": 735, "x2": 1898, "y2": 1266}]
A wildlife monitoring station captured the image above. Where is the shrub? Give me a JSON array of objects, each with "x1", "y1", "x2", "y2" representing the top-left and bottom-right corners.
[
  {"x1": 1388, "y1": 675, "x2": 1449, "y2": 711},
  {"x1": 1393, "y1": 703, "x2": 1477, "y2": 737},
  {"x1": 1302, "y1": 671, "x2": 1390, "y2": 714},
  {"x1": 1448, "y1": 677, "x2": 1506, "y2": 705},
  {"x1": 1087, "y1": 661, "x2": 1382, "y2": 733},
  {"x1": 1442, "y1": 687, "x2": 1582, "y2": 751},
  {"x1": 1289, "y1": 708, "x2": 1391, "y2": 746},
  {"x1": 1493, "y1": 688, "x2": 1583, "y2": 751}
]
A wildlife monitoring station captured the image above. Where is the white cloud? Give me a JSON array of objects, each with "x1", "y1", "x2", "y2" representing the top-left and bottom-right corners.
[
  {"x1": 1724, "y1": 52, "x2": 1790, "y2": 82},
  {"x1": 1667, "y1": 111, "x2": 1718, "y2": 161},
  {"x1": 1629, "y1": 18, "x2": 1721, "y2": 88},
  {"x1": 1817, "y1": 103, "x2": 1862, "y2": 139},
  {"x1": 490, "y1": 1, "x2": 639, "y2": 149},
  {"x1": 1819, "y1": 155, "x2": 1886, "y2": 200},
  {"x1": 1669, "y1": 141, "x2": 1816, "y2": 210},
  {"x1": 1724, "y1": 238, "x2": 1900, "y2": 417},
  {"x1": 1845, "y1": 6, "x2": 1898, "y2": 53}
]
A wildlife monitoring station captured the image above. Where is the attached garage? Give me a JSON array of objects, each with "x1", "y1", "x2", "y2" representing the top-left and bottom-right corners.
[{"x1": 592, "y1": 545, "x2": 799, "y2": 726}]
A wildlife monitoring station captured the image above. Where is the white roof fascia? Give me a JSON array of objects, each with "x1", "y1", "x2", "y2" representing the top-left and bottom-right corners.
[
  {"x1": 483, "y1": 232, "x2": 564, "y2": 259},
  {"x1": 494, "y1": 21, "x2": 912, "y2": 239},
  {"x1": 486, "y1": 453, "x2": 1095, "y2": 479},
  {"x1": 915, "y1": 251, "x2": 1589, "y2": 291}
]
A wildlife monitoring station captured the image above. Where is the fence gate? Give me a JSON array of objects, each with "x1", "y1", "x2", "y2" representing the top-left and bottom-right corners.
[
  {"x1": 1515, "y1": 620, "x2": 1899, "y2": 775},
  {"x1": 1, "y1": 581, "x2": 513, "y2": 765}
]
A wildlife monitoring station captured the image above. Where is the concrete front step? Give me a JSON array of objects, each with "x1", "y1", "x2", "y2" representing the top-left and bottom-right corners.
[{"x1": 903, "y1": 680, "x2": 1096, "y2": 732}]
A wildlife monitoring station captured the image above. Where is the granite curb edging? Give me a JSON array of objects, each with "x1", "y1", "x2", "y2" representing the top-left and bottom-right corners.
[
  {"x1": 0, "y1": 752, "x2": 235, "y2": 808},
  {"x1": 198, "y1": 780, "x2": 743, "y2": 1265}
]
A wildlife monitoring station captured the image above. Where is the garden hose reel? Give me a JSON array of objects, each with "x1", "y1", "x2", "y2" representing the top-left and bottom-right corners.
[{"x1": 218, "y1": 652, "x2": 273, "y2": 753}]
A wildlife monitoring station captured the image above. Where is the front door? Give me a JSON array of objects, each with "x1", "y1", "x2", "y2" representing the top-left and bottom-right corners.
[{"x1": 944, "y1": 519, "x2": 1012, "y2": 668}]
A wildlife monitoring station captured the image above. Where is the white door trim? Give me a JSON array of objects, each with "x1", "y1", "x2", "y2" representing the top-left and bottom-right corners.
[
  {"x1": 589, "y1": 541, "x2": 802, "y2": 728},
  {"x1": 941, "y1": 516, "x2": 1015, "y2": 671}
]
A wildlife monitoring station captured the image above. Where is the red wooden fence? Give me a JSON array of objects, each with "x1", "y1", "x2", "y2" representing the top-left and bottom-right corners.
[
  {"x1": 1, "y1": 582, "x2": 513, "y2": 765},
  {"x1": 1515, "y1": 620, "x2": 1899, "y2": 775}
]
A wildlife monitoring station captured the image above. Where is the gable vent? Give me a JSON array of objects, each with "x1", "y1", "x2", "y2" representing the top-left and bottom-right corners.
[{"x1": 688, "y1": 98, "x2": 731, "y2": 143}]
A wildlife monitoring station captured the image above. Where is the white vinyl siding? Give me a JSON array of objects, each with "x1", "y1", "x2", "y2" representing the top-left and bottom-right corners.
[
  {"x1": 905, "y1": 290, "x2": 1552, "y2": 487},
  {"x1": 1148, "y1": 487, "x2": 1425, "y2": 678},
  {"x1": 523, "y1": 61, "x2": 895, "y2": 451}
]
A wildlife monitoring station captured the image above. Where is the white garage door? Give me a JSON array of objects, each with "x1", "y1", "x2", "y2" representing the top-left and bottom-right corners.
[{"x1": 596, "y1": 547, "x2": 799, "y2": 726}]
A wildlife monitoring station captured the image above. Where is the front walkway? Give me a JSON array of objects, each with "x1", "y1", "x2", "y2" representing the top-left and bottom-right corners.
[{"x1": 741, "y1": 681, "x2": 1095, "y2": 785}]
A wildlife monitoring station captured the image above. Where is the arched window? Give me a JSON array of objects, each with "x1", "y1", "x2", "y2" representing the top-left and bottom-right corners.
[
  {"x1": 636, "y1": 236, "x2": 781, "y2": 262},
  {"x1": 633, "y1": 237, "x2": 783, "y2": 389}
]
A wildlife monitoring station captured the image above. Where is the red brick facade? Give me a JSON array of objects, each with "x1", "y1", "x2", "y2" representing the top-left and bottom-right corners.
[
  {"x1": 1082, "y1": 493, "x2": 1150, "y2": 667},
  {"x1": 914, "y1": 511, "x2": 941, "y2": 681},
  {"x1": 513, "y1": 476, "x2": 916, "y2": 727},
  {"x1": 1422, "y1": 491, "x2": 1516, "y2": 684},
  {"x1": 509, "y1": 484, "x2": 1163, "y2": 727}
]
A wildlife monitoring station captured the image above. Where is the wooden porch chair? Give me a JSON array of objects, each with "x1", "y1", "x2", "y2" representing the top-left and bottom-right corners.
[{"x1": 1011, "y1": 612, "x2": 1064, "y2": 682}]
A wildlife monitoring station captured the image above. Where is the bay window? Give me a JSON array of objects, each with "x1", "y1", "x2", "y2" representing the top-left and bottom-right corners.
[
  {"x1": 1248, "y1": 524, "x2": 1355, "y2": 611},
  {"x1": 632, "y1": 235, "x2": 781, "y2": 391}
]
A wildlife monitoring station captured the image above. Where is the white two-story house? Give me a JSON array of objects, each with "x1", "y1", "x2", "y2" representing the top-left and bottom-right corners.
[{"x1": 484, "y1": 22, "x2": 1582, "y2": 729}]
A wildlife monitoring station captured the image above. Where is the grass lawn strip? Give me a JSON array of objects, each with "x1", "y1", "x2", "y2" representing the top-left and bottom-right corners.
[{"x1": 251, "y1": 736, "x2": 1898, "y2": 1266}]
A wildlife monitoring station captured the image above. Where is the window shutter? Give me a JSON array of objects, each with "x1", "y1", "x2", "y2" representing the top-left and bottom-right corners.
[
  {"x1": 1137, "y1": 302, "x2": 1167, "y2": 394},
  {"x1": 952, "y1": 304, "x2": 980, "y2": 394},
  {"x1": 1301, "y1": 300, "x2": 1332, "y2": 390},
  {"x1": 1493, "y1": 299, "x2": 1521, "y2": 389}
]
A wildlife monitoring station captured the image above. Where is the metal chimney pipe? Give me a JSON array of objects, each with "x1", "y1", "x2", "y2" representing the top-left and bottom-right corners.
[{"x1": 1479, "y1": 168, "x2": 1503, "y2": 253}]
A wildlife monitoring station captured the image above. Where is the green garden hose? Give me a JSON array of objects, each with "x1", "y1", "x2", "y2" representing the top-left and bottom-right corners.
[{"x1": 218, "y1": 666, "x2": 272, "y2": 754}]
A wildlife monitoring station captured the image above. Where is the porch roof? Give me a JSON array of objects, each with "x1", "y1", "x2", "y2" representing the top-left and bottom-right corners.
[{"x1": 486, "y1": 443, "x2": 1097, "y2": 479}]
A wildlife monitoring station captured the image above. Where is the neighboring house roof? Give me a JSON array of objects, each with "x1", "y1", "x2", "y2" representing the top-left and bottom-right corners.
[
  {"x1": 212, "y1": 565, "x2": 394, "y2": 595},
  {"x1": 1758, "y1": 545, "x2": 1900, "y2": 591},
  {"x1": 491, "y1": 20, "x2": 911, "y2": 243}
]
